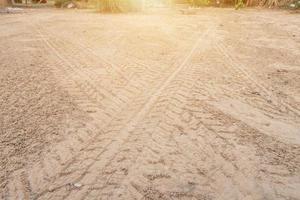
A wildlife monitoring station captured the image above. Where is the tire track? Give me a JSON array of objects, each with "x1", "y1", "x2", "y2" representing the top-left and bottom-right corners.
[
  {"x1": 90, "y1": 61, "x2": 300, "y2": 199},
  {"x1": 215, "y1": 42, "x2": 300, "y2": 120},
  {"x1": 5, "y1": 16, "x2": 213, "y2": 199},
  {"x1": 33, "y1": 23, "x2": 214, "y2": 199},
  {"x1": 4, "y1": 10, "x2": 299, "y2": 200},
  {"x1": 5, "y1": 20, "x2": 173, "y2": 199},
  {"x1": 69, "y1": 29, "x2": 300, "y2": 200}
]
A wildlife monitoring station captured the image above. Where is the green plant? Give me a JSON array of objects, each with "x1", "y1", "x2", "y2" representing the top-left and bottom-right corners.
[
  {"x1": 98, "y1": 0, "x2": 141, "y2": 12},
  {"x1": 288, "y1": 0, "x2": 300, "y2": 8},
  {"x1": 54, "y1": 0, "x2": 69, "y2": 7},
  {"x1": 235, "y1": 0, "x2": 244, "y2": 9},
  {"x1": 190, "y1": 0, "x2": 210, "y2": 6}
]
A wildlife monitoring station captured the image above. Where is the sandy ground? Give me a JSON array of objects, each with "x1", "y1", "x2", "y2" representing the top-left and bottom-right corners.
[{"x1": 0, "y1": 7, "x2": 300, "y2": 200}]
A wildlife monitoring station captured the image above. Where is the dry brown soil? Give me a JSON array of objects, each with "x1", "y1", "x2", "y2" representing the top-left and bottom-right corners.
[{"x1": 0, "y1": 8, "x2": 300, "y2": 200}]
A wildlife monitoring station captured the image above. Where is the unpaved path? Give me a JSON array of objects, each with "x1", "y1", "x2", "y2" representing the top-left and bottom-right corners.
[{"x1": 1, "y1": 8, "x2": 300, "y2": 200}]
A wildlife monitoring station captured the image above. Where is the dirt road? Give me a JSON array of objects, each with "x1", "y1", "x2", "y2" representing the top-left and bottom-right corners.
[{"x1": 1, "y1": 8, "x2": 300, "y2": 199}]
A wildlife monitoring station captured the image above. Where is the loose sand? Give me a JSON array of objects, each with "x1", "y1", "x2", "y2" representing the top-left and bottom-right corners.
[{"x1": 1, "y1": 8, "x2": 300, "y2": 199}]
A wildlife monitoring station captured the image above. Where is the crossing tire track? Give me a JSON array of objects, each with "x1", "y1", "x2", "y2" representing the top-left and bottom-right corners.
[{"x1": 33, "y1": 24, "x2": 214, "y2": 199}]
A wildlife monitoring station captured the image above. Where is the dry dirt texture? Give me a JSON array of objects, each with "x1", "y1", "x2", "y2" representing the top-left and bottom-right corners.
[{"x1": 1, "y1": 8, "x2": 300, "y2": 200}]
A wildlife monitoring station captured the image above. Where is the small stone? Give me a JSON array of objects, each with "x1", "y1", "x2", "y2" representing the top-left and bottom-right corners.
[
  {"x1": 74, "y1": 183, "x2": 82, "y2": 188},
  {"x1": 251, "y1": 91, "x2": 260, "y2": 96},
  {"x1": 267, "y1": 99, "x2": 272, "y2": 103}
]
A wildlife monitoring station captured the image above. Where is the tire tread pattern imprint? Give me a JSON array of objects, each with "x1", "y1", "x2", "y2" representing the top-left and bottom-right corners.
[
  {"x1": 4, "y1": 15, "x2": 213, "y2": 199},
  {"x1": 2, "y1": 11, "x2": 300, "y2": 200}
]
